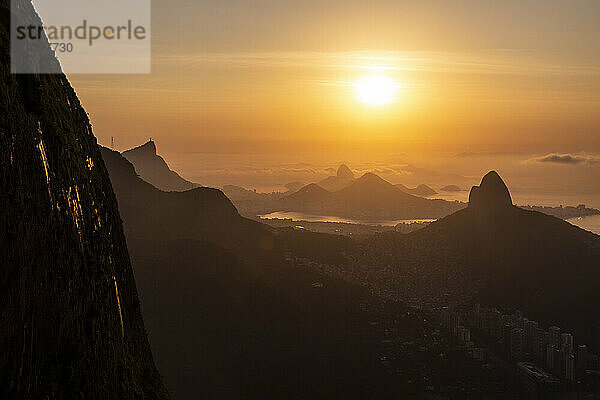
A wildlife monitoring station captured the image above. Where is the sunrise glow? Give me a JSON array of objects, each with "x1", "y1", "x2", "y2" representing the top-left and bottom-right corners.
[{"x1": 354, "y1": 74, "x2": 399, "y2": 106}]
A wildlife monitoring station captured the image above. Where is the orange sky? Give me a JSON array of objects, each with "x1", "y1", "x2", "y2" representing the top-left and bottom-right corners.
[
  {"x1": 71, "y1": 49, "x2": 600, "y2": 156},
  {"x1": 63, "y1": 0, "x2": 600, "y2": 205},
  {"x1": 67, "y1": 0, "x2": 600, "y2": 157}
]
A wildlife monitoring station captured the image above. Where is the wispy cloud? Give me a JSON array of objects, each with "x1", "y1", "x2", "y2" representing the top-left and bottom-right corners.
[
  {"x1": 527, "y1": 153, "x2": 600, "y2": 165},
  {"x1": 153, "y1": 50, "x2": 600, "y2": 77}
]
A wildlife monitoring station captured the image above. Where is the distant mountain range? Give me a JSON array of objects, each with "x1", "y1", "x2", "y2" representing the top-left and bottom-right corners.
[
  {"x1": 318, "y1": 164, "x2": 439, "y2": 197},
  {"x1": 222, "y1": 164, "x2": 464, "y2": 219},
  {"x1": 122, "y1": 140, "x2": 199, "y2": 192},
  {"x1": 215, "y1": 160, "x2": 600, "y2": 224},
  {"x1": 281, "y1": 172, "x2": 464, "y2": 220}
]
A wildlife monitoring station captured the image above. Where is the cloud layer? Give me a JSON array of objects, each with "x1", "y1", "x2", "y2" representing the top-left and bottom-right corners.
[{"x1": 528, "y1": 153, "x2": 600, "y2": 165}]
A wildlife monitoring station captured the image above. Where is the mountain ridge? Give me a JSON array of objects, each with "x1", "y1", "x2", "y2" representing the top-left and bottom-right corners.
[
  {"x1": 122, "y1": 140, "x2": 199, "y2": 192},
  {"x1": 101, "y1": 146, "x2": 273, "y2": 256},
  {"x1": 281, "y1": 172, "x2": 464, "y2": 220},
  {"x1": 365, "y1": 171, "x2": 600, "y2": 343},
  {"x1": 100, "y1": 146, "x2": 415, "y2": 399}
]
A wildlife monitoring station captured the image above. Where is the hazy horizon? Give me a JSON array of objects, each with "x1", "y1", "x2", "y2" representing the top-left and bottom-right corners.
[
  {"x1": 102, "y1": 141, "x2": 600, "y2": 209},
  {"x1": 67, "y1": 0, "x2": 600, "y2": 207},
  {"x1": 71, "y1": 0, "x2": 600, "y2": 154}
]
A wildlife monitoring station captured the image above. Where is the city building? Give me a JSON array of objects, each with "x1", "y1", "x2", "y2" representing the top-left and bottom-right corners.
[
  {"x1": 577, "y1": 345, "x2": 588, "y2": 373},
  {"x1": 524, "y1": 320, "x2": 538, "y2": 353},
  {"x1": 511, "y1": 328, "x2": 525, "y2": 360},
  {"x1": 532, "y1": 329, "x2": 547, "y2": 362},
  {"x1": 549, "y1": 326, "x2": 561, "y2": 348},
  {"x1": 561, "y1": 333, "x2": 573, "y2": 355},
  {"x1": 546, "y1": 345, "x2": 555, "y2": 369},
  {"x1": 565, "y1": 354, "x2": 575, "y2": 381},
  {"x1": 457, "y1": 326, "x2": 471, "y2": 343}
]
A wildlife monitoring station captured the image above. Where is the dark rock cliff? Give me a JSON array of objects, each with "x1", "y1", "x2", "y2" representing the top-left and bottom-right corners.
[{"x1": 0, "y1": 1, "x2": 169, "y2": 398}]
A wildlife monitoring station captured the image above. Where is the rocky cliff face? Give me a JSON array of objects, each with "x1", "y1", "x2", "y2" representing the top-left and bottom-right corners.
[{"x1": 0, "y1": 1, "x2": 168, "y2": 398}]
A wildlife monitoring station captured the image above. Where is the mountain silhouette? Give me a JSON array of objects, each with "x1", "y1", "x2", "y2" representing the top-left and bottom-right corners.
[
  {"x1": 122, "y1": 140, "x2": 199, "y2": 192},
  {"x1": 101, "y1": 147, "x2": 273, "y2": 255},
  {"x1": 441, "y1": 184, "x2": 461, "y2": 192},
  {"x1": 284, "y1": 181, "x2": 305, "y2": 193},
  {"x1": 222, "y1": 167, "x2": 463, "y2": 220},
  {"x1": 337, "y1": 164, "x2": 355, "y2": 179},
  {"x1": 0, "y1": 2, "x2": 168, "y2": 398},
  {"x1": 100, "y1": 148, "x2": 407, "y2": 399},
  {"x1": 368, "y1": 171, "x2": 600, "y2": 343},
  {"x1": 317, "y1": 164, "x2": 356, "y2": 191},
  {"x1": 282, "y1": 183, "x2": 332, "y2": 208},
  {"x1": 396, "y1": 183, "x2": 438, "y2": 197},
  {"x1": 283, "y1": 172, "x2": 464, "y2": 220},
  {"x1": 337, "y1": 172, "x2": 413, "y2": 200},
  {"x1": 468, "y1": 171, "x2": 512, "y2": 209}
]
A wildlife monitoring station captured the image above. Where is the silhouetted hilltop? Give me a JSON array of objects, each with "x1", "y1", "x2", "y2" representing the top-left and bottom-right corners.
[
  {"x1": 367, "y1": 171, "x2": 600, "y2": 342},
  {"x1": 122, "y1": 140, "x2": 199, "y2": 192},
  {"x1": 468, "y1": 170, "x2": 512, "y2": 209},
  {"x1": 282, "y1": 172, "x2": 464, "y2": 220},
  {"x1": 336, "y1": 172, "x2": 414, "y2": 202},
  {"x1": 396, "y1": 183, "x2": 438, "y2": 197},
  {"x1": 101, "y1": 147, "x2": 272, "y2": 255},
  {"x1": 441, "y1": 184, "x2": 462, "y2": 192},
  {"x1": 283, "y1": 183, "x2": 332, "y2": 204},
  {"x1": 317, "y1": 164, "x2": 356, "y2": 191},
  {"x1": 0, "y1": 1, "x2": 168, "y2": 398},
  {"x1": 337, "y1": 164, "x2": 355, "y2": 179}
]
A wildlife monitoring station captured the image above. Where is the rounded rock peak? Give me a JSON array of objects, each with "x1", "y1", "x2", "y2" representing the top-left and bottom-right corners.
[
  {"x1": 469, "y1": 170, "x2": 513, "y2": 209},
  {"x1": 336, "y1": 164, "x2": 354, "y2": 180}
]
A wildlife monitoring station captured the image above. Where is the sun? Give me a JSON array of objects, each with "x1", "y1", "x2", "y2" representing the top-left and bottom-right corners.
[{"x1": 354, "y1": 74, "x2": 399, "y2": 106}]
